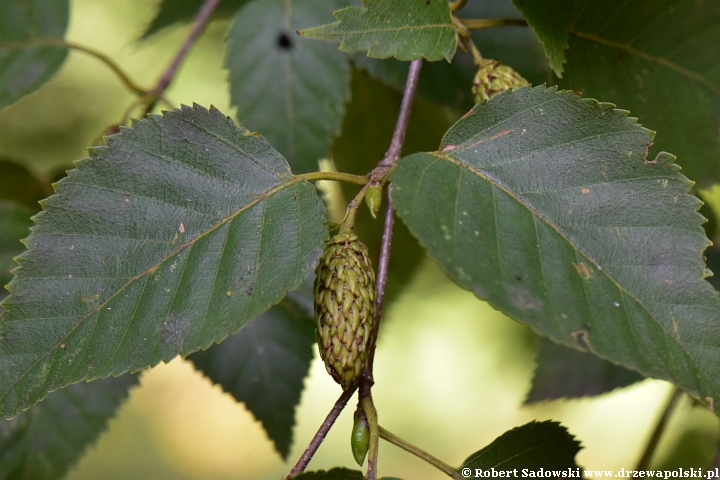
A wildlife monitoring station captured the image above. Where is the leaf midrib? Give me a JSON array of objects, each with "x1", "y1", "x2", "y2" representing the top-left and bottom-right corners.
[
  {"x1": 433, "y1": 151, "x2": 711, "y2": 388},
  {"x1": 0, "y1": 175, "x2": 310, "y2": 402}
]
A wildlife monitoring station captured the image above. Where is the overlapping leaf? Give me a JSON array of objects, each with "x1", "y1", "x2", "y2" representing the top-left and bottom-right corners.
[
  {"x1": 0, "y1": 159, "x2": 48, "y2": 211},
  {"x1": 510, "y1": 0, "x2": 585, "y2": 77},
  {"x1": 300, "y1": 0, "x2": 457, "y2": 62},
  {"x1": 391, "y1": 86, "x2": 720, "y2": 415},
  {"x1": 461, "y1": 421, "x2": 581, "y2": 470},
  {"x1": 189, "y1": 282, "x2": 316, "y2": 459},
  {"x1": 544, "y1": 0, "x2": 720, "y2": 186},
  {"x1": 0, "y1": 104, "x2": 328, "y2": 419},
  {"x1": 0, "y1": 374, "x2": 137, "y2": 480},
  {"x1": 0, "y1": 202, "x2": 33, "y2": 302},
  {"x1": 226, "y1": 0, "x2": 350, "y2": 174},
  {"x1": 525, "y1": 336, "x2": 644, "y2": 403},
  {"x1": 0, "y1": 0, "x2": 69, "y2": 111},
  {"x1": 355, "y1": 0, "x2": 550, "y2": 110}
]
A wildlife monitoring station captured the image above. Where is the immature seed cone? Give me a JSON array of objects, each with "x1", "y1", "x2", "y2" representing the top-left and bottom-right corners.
[
  {"x1": 472, "y1": 59, "x2": 529, "y2": 103},
  {"x1": 314, "y1": 233, "x2": 376, "y2": 389}
]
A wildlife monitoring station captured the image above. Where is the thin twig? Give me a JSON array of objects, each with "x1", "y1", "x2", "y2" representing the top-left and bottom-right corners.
[
  {"x1": 287, "y1": 386, "x2": 357, "y2": 478},
  {"x1": 459, "y1": 18, "x2": 528, "y2": 30},
  {"x1": 380, "y1": 426, "x2": 462, "y2": 480},
  {"x1": 366, "y1": 186, "x2": 395, "y2": 375},
  {"x1": 635, "y1": 387, "x2": 684, "y2": 470},
  {"x1": 0, "y1": 38, "x2": 147, "y2": 95},
  {"x1": 144, "y1": 0, "x2": 222, "y2": 112},
  {"x1": 372, "y1": 59, "x2": 424, "y2": 177}
]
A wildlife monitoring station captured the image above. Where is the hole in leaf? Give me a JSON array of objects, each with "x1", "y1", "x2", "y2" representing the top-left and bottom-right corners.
[{"x1": 277, "y1": 32, "x2": 293, "y2": 50}]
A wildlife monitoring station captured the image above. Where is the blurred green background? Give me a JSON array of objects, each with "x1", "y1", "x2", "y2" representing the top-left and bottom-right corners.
[{"x1": 1, "y1": 0, "x2": 718, "y2": 478}]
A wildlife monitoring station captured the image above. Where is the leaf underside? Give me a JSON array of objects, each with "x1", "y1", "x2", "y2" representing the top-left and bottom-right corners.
[
  {"x1": 189, "y1": 281, "x2": 316, "y2": 460},
  {"x1": 556, "y1": 0, "x2": 720, "y2": 186},
  {"x1": 0, "y1": 104, "x2": 328, "y2": 419},
  {"x1": 0, "y1": 373, "x2": 138, "y2": 480},
  {"x1": 525, "y1": 336, "x2": 644, "y2": 404},
  {"x1": 0, "y1": 0, "x2": 69, "y2": 111},
  {"x1": 461, "y1": 421, "x2": 581, "y2": 469},
  {"x1": 299, "y1": 0, "x2": 457, "y2": 62},
  {"x1": 226, "y1": 0, "x2": 351, "y2": 174},
  {"x1": 391, "y1": 86, "x2": 720, "y2": 415}
]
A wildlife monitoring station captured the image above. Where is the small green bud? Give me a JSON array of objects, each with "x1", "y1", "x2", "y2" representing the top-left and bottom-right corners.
[
  {"x1": 351, "y1": 407, "x2": 370, "y2": 466},
  {"x1": 364, "y1": 185, "x2": 383, "y2": 219},
  {"x1": 472, "y1": 59, "x2": 529, "y2": 103},
  {"x1": 314, "y1": 233, "x2": 376, "y2": 389}
]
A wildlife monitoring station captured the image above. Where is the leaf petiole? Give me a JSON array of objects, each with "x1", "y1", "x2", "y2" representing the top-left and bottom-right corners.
[{"x1": 379, "y1": 426, "x2": 462, "y2": 479}]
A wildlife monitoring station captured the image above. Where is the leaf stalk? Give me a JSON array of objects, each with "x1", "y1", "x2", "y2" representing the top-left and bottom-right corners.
[
  {"x1": 635, "y1": 387, "x2": 684, "y2": 469},
  {"x1": 379, "y1": 426, "x2": 462, "y2": 480},
  {"x1": 459, "y1": 18, "x2": 528, "y2": 30},
  {"x1": 448, "y1": 0, "x2": 469, "y2": 13},
  {"x1": 0, "y1": 38, "x2": 148, "y2": 96},
  {"x1": 299, "y1": 171, "x2": 368, "y2": 186}
]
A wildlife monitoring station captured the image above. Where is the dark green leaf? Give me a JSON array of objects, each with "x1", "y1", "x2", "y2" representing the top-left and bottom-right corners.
[
  {"x1": 0, "y1": 0, "x2": 69, "y2": 110},
  {"x1": 0, "y1": 159, "x2": 48, "y2": 211},
  {"x1": 525, "y1": 336, "x2": 644, "y2": 404},
  {"x1": 188, "y1": 282, "x2": 316, "y2": 460},
  {"x1": 226, "y1": 0, "x2": 351, "y2": 174},
  {"x1": 510, "y1": 0, "x2": 585, "y2": 77},
  {"x1": 300, "y1": 0, "x2": 457, "y2": 62},
  {"x1": 558, "y1": 0, "x2": 720, "y2": 186},
  {"x1": 0, "y1": 104, "x2": 328, "y2": 419},
  {"x1": 461, "y1": 421, "x2": 581, "y2": 470},
  {"x1": 391, "y1": 86, "x2": 720, "y2": 415},
  {"x1": 141, "y1": 0, "x2": 250, "y2": 39},
  {"x1": 0, "y1": 201, "x2": 33, "y2": 301},
  {"x1": 705, "y1": 245, "x2": 720, "y2": 291},
  {"x1": 356, "y1": 0, "x2": 550, "y2": 110},
  {"x1": 0, "y1": 374, "x2": 138, "y2": 480},
  {"x1": 292, "y1": 468, "x2": 364, "y2": 480}
]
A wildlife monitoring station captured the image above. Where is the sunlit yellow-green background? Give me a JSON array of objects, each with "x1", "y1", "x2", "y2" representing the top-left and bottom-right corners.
[{"x1": 0, "y1": 1, "x2": 718, "y2": 478}]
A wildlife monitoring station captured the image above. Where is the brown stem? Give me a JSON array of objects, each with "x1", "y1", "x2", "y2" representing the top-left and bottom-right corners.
[
  {"x1": 287, "y1": 386, "x2": 357, "y2": 478},
  {"x1": 366, "y1": 186, "x2": 395, "y2": 376},
  {"x1": 635, "y1": 387, "x2": 683, "y2": 470},
  {"x1": 144, "y1": 0, "x2": 222, "y2": 113},
  {"x1": 371, "y1": 59, "x2": 423, "y2": 179}
]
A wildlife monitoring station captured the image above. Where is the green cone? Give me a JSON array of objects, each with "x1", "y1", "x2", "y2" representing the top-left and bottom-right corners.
[
  {"x1": 472, "y1": 59, "x2": 529, "y2": 103},
  {"x1": 314, "y1": 233, "x2": 376, "y2": 389}
]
